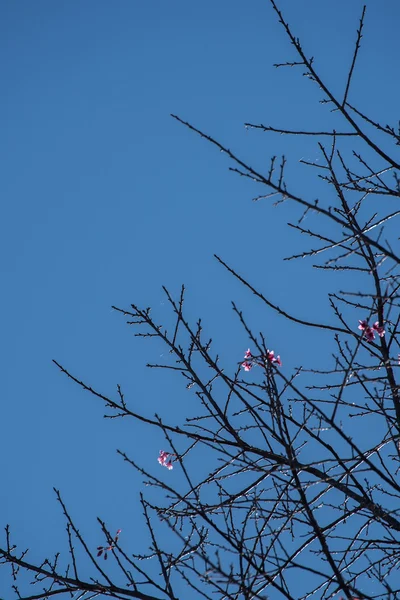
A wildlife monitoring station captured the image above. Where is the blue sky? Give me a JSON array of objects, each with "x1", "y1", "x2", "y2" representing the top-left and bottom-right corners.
[{"x1": 1, "y1": 1, "x2": 399, "y2": 598}]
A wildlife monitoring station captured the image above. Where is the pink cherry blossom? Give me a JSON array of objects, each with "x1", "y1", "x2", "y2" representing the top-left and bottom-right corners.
[
  {"x1": 266, "y1": 350, "x2": 282, "y2": 366},
  {"x1": 242, "y1": 347, "x2": 282, "y2": 370},
  {"x1": 372, "y1": 321, "x2": 385, "y2": 337},
  {"x1": 241, "y1": 347, "x2": 283, "y2": 373},
  {"x1": 158, "y1": 450, "x2": 174, "y2": 470},
  {"x1": 358, "y1": 320, "x2": 368, "y2": 331},
  {"x1": 358, "y1": 319, "x2": 385, "y2": 342},
  {"x1": 365, "y1": 327, "x2": 375, "y2": 343},
  {"x1": 242, "y1": 361, "x2": 253, "y2": 372},
  {"x1": 242, "y1": 349, "x2": 254, "y2": 371}
]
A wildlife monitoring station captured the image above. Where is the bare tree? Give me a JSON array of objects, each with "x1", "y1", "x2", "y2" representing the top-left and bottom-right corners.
[{"x1": 2, "y1": 3, "x2": 400, "y2": 600}]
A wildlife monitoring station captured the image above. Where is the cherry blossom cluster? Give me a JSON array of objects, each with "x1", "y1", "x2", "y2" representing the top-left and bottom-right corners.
[
  {"x1": 358, "y1": 319, "x2": 385, "y2": 343},
  {"x1": 158, "y1": 450, "x2": 174, "y2": 470},
  {"x1": 97, "y1": 529, "x2": 121, "y2": 560},
  {"x1": 241, "y1": 348, "x2": 282, "y2": 372}
]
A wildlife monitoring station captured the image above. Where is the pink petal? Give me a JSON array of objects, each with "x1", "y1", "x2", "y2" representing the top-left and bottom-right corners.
[
  {"x1": 242, "y1": 361, "x2": 253, "y2": 372},
  {"x1": 158, "y1": 450, "x2": 174, "y2": 469},
  {"x1": 266, "y1": 350, "x2": 275, "y2": 363},
  {"x1": 372, "y1": 322, "x2": 385, "y2": 337},
  {"x1": 358, "y1": 320, "x2": 368, "y2": 331},
  {"x1": 365, "y1": 328, "x2": 375, "y2": 342}
]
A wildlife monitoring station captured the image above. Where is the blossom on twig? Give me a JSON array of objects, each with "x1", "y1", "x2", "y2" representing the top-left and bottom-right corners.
[
  {"x1": 242, "y1": 348, "x2": 253, "y2": 371},
  {"x1": 158, "y1": 450, "x2": 174, "y2": 470},
  {"x1": 358, "y1": 319, "x2": 385, "y2": 342},
  {"x1": 266, "y1": 350, "x2": 282, "y2": 367},
  {"x1": 242, "y1": 361, "x2": 253, "y2": 372},
  {"x1": 372, "y1": 321, "x2": 385, "y2": 337},
  {"x1": 241, "y1": 348, "x2": 282, "y2": 371}
]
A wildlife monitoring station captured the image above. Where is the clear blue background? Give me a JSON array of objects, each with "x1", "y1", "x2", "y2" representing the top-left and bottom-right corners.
[{"x1": 1, "y1": 1, "x2": 399, "y2": 597}]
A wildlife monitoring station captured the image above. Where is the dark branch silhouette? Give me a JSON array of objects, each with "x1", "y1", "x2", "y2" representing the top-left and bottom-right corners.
[{"x1": 2, "y1": 3, "x2": 400, "y2": 600}]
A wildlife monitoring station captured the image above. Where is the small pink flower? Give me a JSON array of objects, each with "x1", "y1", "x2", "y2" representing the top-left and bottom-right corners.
[
  {"x1": 358, "y1": 319, "x2": 385, "y2": 343},
  {"x1": 372, "y1": 322, "x2": 385, "y2": 337},
  {"x1": 364, "y1": 327, "x2": 375, "y2": 343},
  {"x1": 266, "y1": 350, "x2": 282, "y2": 367},
  {"x1": 242, "y1": 347, "x2": 282, "y2": 371},
  {"x1": 158, "y1": 450, "x2": 174, "y2": 470},
  {"x1": 266, "y1": 350, "x2": 275, "y2": 362},
  {"x1": 242, "y1": 361, "x2": 253, "y2": 372},
  {"x1": 242, "y1": 349, "x2": 254, "y2": 371},
  {"x1": 358, "y1": 320, "x2": 368, "y2": 331}
]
